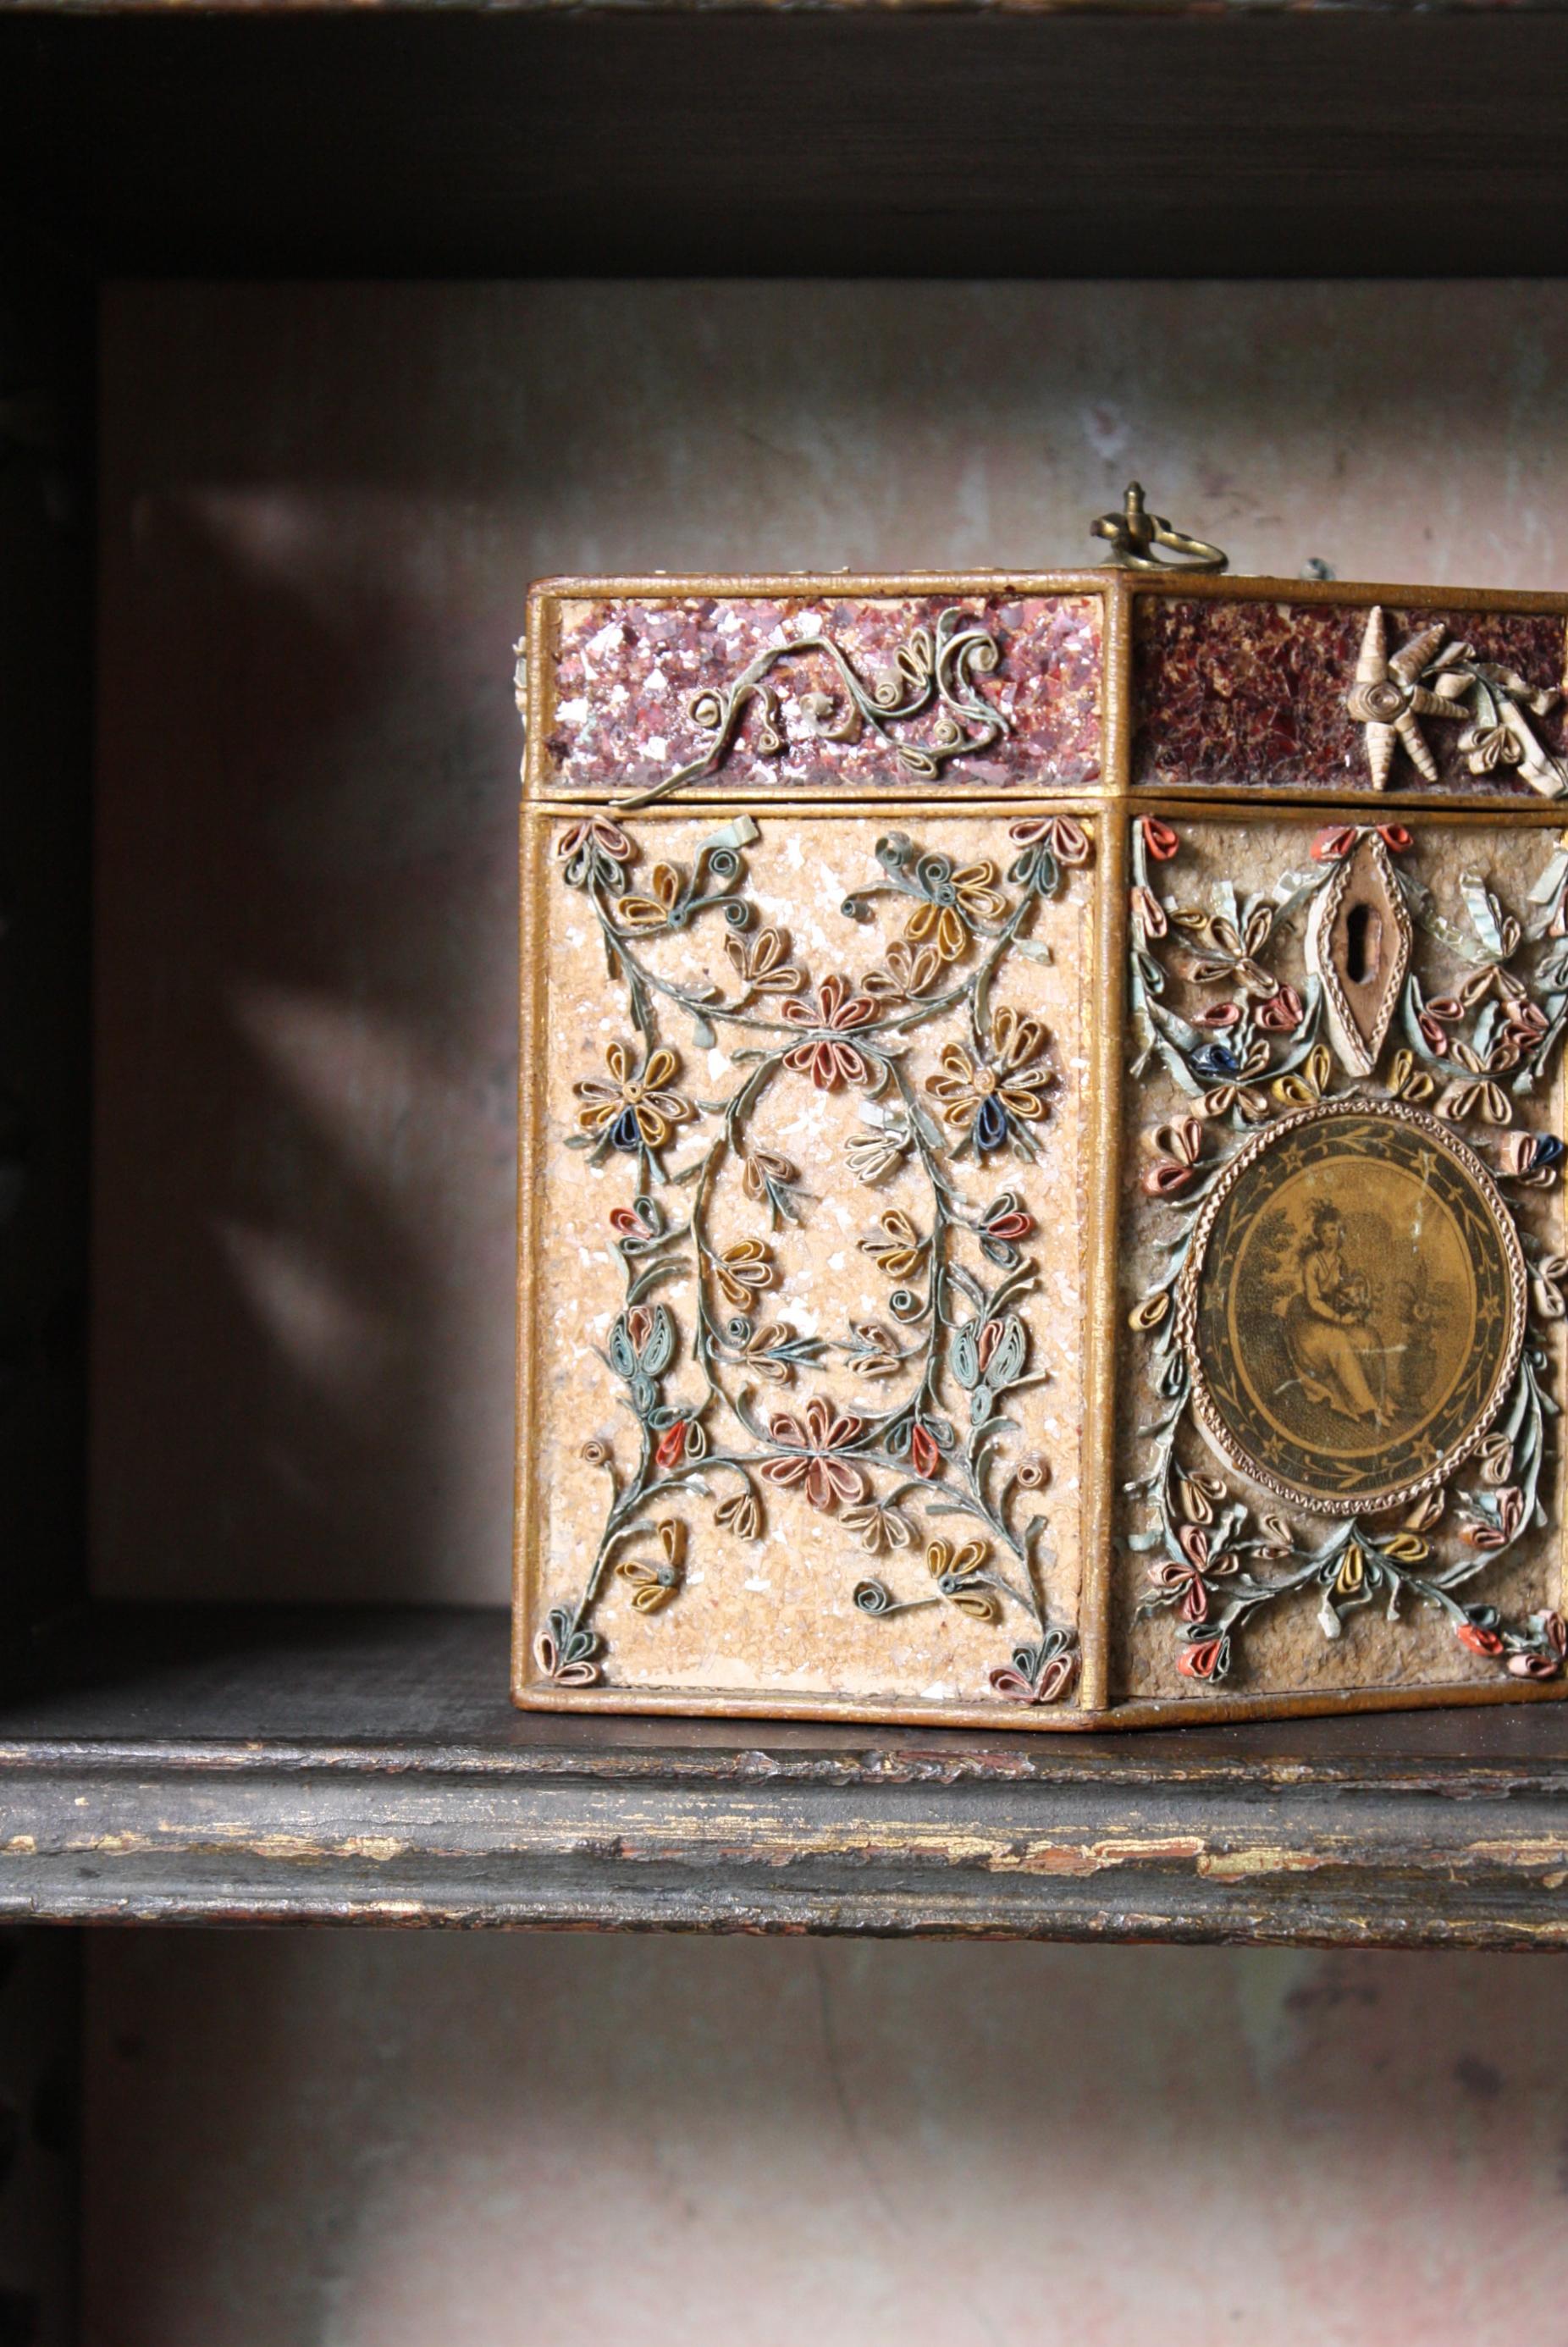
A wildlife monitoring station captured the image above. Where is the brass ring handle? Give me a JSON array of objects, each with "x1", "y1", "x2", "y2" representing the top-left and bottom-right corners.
[{"x1": 1091, "y1": 480, "x2": 1228, "y2": 574}]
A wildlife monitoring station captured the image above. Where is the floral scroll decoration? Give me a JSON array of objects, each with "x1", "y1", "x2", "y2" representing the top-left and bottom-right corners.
[
  {"x1": 1128, "y1": 815, "x2": 1568, "y2": 1687},
  {"x1": 535, "y1": 809, "x2": 1090, "y2": 1709},
  {"x1": 615, "y1": 607, "x2": 1010, "y2": 810}
]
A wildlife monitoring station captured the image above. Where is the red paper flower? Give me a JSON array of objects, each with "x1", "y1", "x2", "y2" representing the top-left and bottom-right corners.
[
  {"x1": 1508, "y1": 1651, "x2": 1563, "y2": 1681},
  {"x1": 909, "y1": 1422, "x2": 942, "y2": 1478},
  {"x1": 610, "y1": 1204, "x2": 657, "y2": 1240},
  {"x1": 1141, "y1": 1116, "x2": 1206, "y2": 1199},
  {"x1": 1256, "y1": 985, "x2": 1305, "y2": 1035},
  {"x1": 1130, "y1": 885, "x2": 1168, "y2": 941},
  {"x1": 654, "y1": 1420, "x2": 690, "y2": 1471},
  {"x1": 781, "y1": 976, "x2": 878, "y2": 1090},
  {"x1": 1009, "y1": 815, "x2": 1093, "y2": 867},
  {"x1": 988, "y1": 1632, "x2": 1077, "y2": 1705},
  {"x1": 759, "y1": 1398, "x2": 868, "y2": 1511},
  {"x1": 1460, "y1": 1488, "x2": 1525, "y2": 1550},
  {"x1": 1416, "y1": 1001, "x2": 1460, "y2": 1055},
  {"x1": 1178, "y1": 1633, "x2": 1231, "y2": 1682},
  {"x1": 1149, "y1": 1559, "x2": 1209, "y2": 1624},
  {"x1": 556, "y1": 815, "x2": 633, "y2": 867}
]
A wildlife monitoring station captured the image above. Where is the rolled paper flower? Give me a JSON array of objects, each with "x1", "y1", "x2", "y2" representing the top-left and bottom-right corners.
[
  {"x1": 909, "y1": 1422, "x2": 941, "y2": 1478},
  {"x1": 715, "y1": 1489, "x2": 761, "y2": 1540},
  {"x1": 1177, "y1": 1523, "x2": 1209, "y2": 1571},
  {"x1": 654, "y1": 1419, "x2": 689, "y2": 1470},
  {"x1": 981, "y1": 1193, "x2": 1034, "y2": 1244},
  {"x1": 1256, "y1": 985, "x2": 1304, "y2": 1034},
  {"x1": 1129, "y1": 885, "x2": 1168, "y2": 939},
  {"x1": 759, "y1": 1399, "x2": 868, "y2": 1511},
  {"x1": 1013, "y1": 815, "x2": 1094, "y2": 866},
  {"x1": 1508, "y1": 1650, "x2": 1562, "y2": 1680},
  {"x1": 1149, "y1": 1558, "x2": 1208, "y2": 1623},
  {"x1": 1142, "y1": 1160, "x2": 1196, "y2": 1199}
]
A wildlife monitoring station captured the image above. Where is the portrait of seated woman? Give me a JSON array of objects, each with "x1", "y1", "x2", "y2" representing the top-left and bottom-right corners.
[{"x1": 1273, "y1": 1201, "x2": 1392, "y2": 1430}]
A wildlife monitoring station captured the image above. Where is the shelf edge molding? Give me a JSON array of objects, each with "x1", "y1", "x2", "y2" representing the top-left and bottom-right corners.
[{"x1": 3, "y1": 1746, "x2": 1566, "y2": 1944}]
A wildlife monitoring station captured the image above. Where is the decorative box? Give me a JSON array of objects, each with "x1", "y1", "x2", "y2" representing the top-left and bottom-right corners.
[{"x1": 514, "y1": 537, "x2": 1568, "y2": 1728}]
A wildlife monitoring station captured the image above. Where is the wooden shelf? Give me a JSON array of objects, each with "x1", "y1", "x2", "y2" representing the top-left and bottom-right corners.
[
  {"x1": 5, "y1": 0, "x2": 1568, "y2": 1952},
  {"x1": 1, "y1": 1605, "x2": 1565, "y2": 1943},
  {"x1": 1, "y1": 10, "x2": 1561, "y2": 2334},
  {"x1": 3, "y1": 8, "x2": 1568, "y2": 278}
]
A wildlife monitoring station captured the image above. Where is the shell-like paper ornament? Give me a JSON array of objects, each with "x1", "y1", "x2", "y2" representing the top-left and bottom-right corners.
[
  {"x1": 1386, "y1": 621, "x2": 1448, "y2": 691},
  {"x1": 1344, "y1": 605, "x2": 1471, "y2": 790}
]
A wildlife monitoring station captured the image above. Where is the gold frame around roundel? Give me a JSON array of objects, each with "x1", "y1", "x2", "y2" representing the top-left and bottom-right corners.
[{"x1": 1175, "y1": 1096, "x2": 1527, "y2": 1518}]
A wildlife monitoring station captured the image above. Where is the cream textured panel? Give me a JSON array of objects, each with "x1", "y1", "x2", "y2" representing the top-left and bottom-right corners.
[{"x1": 522, "y1": 808, "x2": 1095, "y2": 1716}]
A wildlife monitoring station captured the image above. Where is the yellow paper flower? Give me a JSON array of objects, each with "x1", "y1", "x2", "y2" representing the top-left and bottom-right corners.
[
  {"x1": 574, "y1": 1042, "x2": 692, "y2": 1151},
  {"x1": 713, "y1": 1239, "x2": 776, "y2": 1308},
  {"x1": 925, "y1": 1008, "x2": 1052, "y2": 1151},
  {"x1": 903, "y1": 862, "x2": 1008, "y2": 963}
]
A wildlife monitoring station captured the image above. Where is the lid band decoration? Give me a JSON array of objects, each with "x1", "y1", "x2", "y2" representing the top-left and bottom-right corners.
[{"x1": 616, "y1": 605, "x2": 1010, "y2": 812}]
